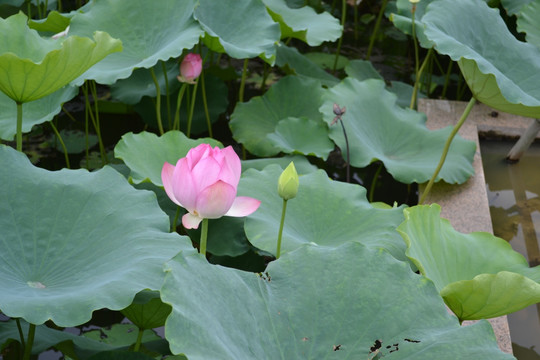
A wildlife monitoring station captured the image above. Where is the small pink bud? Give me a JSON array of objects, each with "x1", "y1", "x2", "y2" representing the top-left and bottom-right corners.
[{"x1": 177, "y1": 53, "x2": 202, "y2": 84}]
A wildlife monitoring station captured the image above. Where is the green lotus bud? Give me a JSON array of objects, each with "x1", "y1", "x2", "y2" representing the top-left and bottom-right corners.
[{"x1": 278, "y1": 162, "x2": 299, "y2": 200}]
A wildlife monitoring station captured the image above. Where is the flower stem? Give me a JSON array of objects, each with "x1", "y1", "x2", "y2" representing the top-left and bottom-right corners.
[
  {"x1": 199, "y1": 218, "x2": 209, "y2": 257},
  {"x1": 16, "y1": 101, "x2": 22, "y2": 152},
  {"x1": 238, "y1": 58, "x2": 249, "y2": 103},
  {"x1": 200, "y1": 65, "x2": 213, "y2": 137},
  {"x1": 338, "y1": 118, "x2": 350, "y2": 183},
  {"x1": 276, "y1": 199, "x2": 288, "y2": 259},
  {"x1": 150, "y1": 67, "x2": 165, "y2": 135},
  {"x1": 172, "y1": 206, "x2": 181, "y2": 232},
  {"x1": 22, "y1": 323, "x2": 35, "y2": 360},
  {"x1": 419, "y1": 96, "x2": 476, "y2": 204},
  {"x1": 186, "y1": 79, "x2": 199, "y2": 138},
  {"x1": 161, "y1": 61, "x2": 172, "y2": 130},
  {"x1": 173, "y1": 83, "x2": 188, "y2": 131},
  {"x1": 410, "y1": 48, "x2": 433, "y2": 110}
]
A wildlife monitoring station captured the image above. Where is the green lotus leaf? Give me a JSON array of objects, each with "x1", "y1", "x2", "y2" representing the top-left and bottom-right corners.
[
  {"x1": 423, "y1": 0, "x2": 540, "y2": 118},
  {"x1": 388, "y1": 0, "x2": 434, "y2": 48},
  {"x1": 121, "y1": 290, "x2": 172, "y2": 330},
  {"x1": 275, "y1": 44, "x2": 339, "y2": 87},
  {"x1": 48, "y1": 129, "x2": 99, "y2": 154},
  {"x1": 242, "y1": 154, "x2": 317, "y2": 174},
  {"x1": 0, "y1": 12, "x2": 122, "y2": 103},
  {"x1": 28, "y1": 10, "x2": 70, "y2": 34},
  {"x1": 194, "y1": 0, "x2": 280, "y2": 62},
  {"x1": 397, "y1": 204, "x2": 540, "y2": 320},
  {"x1": 304, "y1": 51, "x2": 349, "y2": 70},
  {"x1": 517, "y1": 0, "x2": 540, "y2": 49},
  {"x1": 0, "y1": 85, "x2": 77, "y2": 140},
  {"x1": 319, "y1": 78, "x2": 475, "y2": 184},
  {"x1": 240, "y1": 165, "x2": 409, "y2": 262},
  {"x1": 69, "y1": 0, "x2": 202, "y2": 85},
  {"x1": 161, "y1": 243, "x2": 513, "y2": 359},
  {"x1": 84, "y1": 324, "x2": 160, "y2": 346},
  {"x1": 266, "y1": 116, "x2": 334, "y2": 159},
  {"x1": 0, "y1": 145, "x2": 190, "y2": 326},
  {"x1": 262, "y1": 0, "x2": 342, "y2": 46},
  {"x1": 87, "y1": 351, "x2": 158, "y2": 360},
  {"x1": 230, "y1": 75, "x2": 325, "y2": 156},
  {"x1": 110, "y1": 60, "x2": 181, "y2": 105},
  {"x1": 501, "y1": 0, "x2": 533, "y2": 14},
  {"x1": 114, "y1": 131, "x2": 222, "y2": 186}
]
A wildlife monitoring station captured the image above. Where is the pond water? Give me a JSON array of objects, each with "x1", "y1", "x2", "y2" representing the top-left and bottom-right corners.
[{"x1": 482, "y1": 139, "x2": 540, "y2": 360}]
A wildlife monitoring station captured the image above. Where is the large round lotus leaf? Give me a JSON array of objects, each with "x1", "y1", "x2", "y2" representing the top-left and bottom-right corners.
[
  {"x1": 239, "y1": 165, "x2": 408, "y2": 262},
  {"x1": 230, "y1": 75, "x2": 325, "y2": 157},
  {"x1": 69, "y1": 0, "x2": 202, "y2": 85},
  {"x1": 422, "y1": 0, "x2": 540, "y2": 118},
  {"x1": 0, "y1": 145, "x2": 190, "y2": 326},
  {"x1": 0, "y1": 12, "x2": 121, "y2": 103},
  {"x1": 266, "y1": 116, "x2": 334, "y2": 160},
  {"x1": 319, "y1": 78, "x2": 476, "y2": 184},
  {"x1": 517, "y1": 0, "x2": 540, "y2": 49},
  {"x1": 274, "y1": 44, "x2": 339, "y2": 87},
  {"x1": 0, "y1": 84, "x2": 77, "y2": 140},
  {"x1": 262, "y1": 0, "x2": 342, "y2": 46},
  {"x1": 194, "y1": 0, "x2": 280, "y2": 61},
  {"x1": 161, "y1": 243, "x2": 513, "y2": 359},
  {"x1": 114, "y1": 131, "x2": 222, "y2": 186},
  {"x1": 397, "y1": 204, "x2": 540, "y2": 320}
]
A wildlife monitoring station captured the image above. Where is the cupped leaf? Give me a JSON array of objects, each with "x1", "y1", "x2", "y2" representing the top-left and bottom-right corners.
[
  {"x1": 69, "y1": 0, "x2": 202, "y2": 85},
  {"x1": 319, "y1": 78, "x2": 476, "y2": 184},
  {"x1": 114, "y1": 131, "x2": 222, "y2": 186},
  {"x1": 121, "y1": 290, "x2": 172, "y2": 330},
  {"x1": 262, "y1": 0, "x2": 342, "y2": 46},
  {"x1": 0, "y1": 85, "x2": 77, "y2": 140},
  {"x1": 161, "y1": 243, "x2": 513, "y2": 359},
  {"x1": 0, "y1": 12, "x2": 121, "y2": 103},
  {"x1": 266, "y1": 116, "x2": 334, "y2": 159},
  {"x1": 423, "y1": 0, "x2": 540, "y2": 118},
  {"x1": 28, "y1": 10, "x2": 70, "y2": 34},
  {"x1": 0, "y1": 145, "x2": 190, "y2": 326},
  {"x1": 239, "y1": 165, "x2": 408, "y2": 262},
  {"x1": 517, "y1": 0, "x2": 540, "y2": 49},
  {"x1": 194, "y1": 0, "x2": 280, "y2": 62},
  {"x1": 230, "y1": 75, "x2": 325, "y2": 156},
  {"x1": 397, "y1": 204, "x2": 540, "y2": 320}
]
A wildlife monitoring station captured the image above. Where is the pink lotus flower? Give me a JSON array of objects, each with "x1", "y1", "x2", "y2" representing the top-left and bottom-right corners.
[
  {"x1": 162, "y1": 144, "x2": 261, "y2": 229},
  {"x1": 177, "y1": 53, "x2": 202, "y2": 84}
]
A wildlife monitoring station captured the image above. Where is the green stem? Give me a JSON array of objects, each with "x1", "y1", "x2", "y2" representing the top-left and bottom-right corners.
[
  {"x1": 84, "y1": 96, "x2": 90, "y2": 169},
  {"x1": 172, "y1": 206, "x2": 181, "y2": 232},
  {"x1": 366, "y1": 0, "x2": 389, "y2": 60},
  {"x1": 441, "y1": 60, "x2": 453, "y2": 99},
  {"x1": 200, "y1": 67, "x2": 213, "y2": 137},
  {"x1": 57, "y1": 0, "x2": 62, "y2": 12},
  {"x1": 150, "y1": 68, "x2": 165, "y2": 135},
  {"x1": 15, "y1": 318, "x2": 26, "y2": 350},
  {"x1": 173, "y1": 83, "x2": 188, "y2": 131},
  {"x1": 161, "y1": 61, "x2": 172, "y2": 130},
  {"x1": 238, "y1": 58, "x2": 249, "y2": 103},
  {"x1": 276, "y1": 199, "x2": 288, "y2": 259},
  {"x1": 419, "y1": 96, "x2": 476, "y2": 204},
  {"x1": 16, "y1": 101, "x2": 22, "y2": 152},
  {"x1": 199, "y1": 218, "x2": 208, "y2": 257},
  {"x1": 332, "y1": 0, "x2": 347, "y2": 72},
  {"x1": 186, "y1": 79, "x2": 199, "y2": 138},
  {"x1": 410, "y1": 6, "x2": 420, "y2": 104},
  {"x1": 410, "y1": 48, "x2": 433, "y2": 110},
  {"x1": 22, "y1": 323, "x2": 35, "y2": 360},
  {"x1": 89, "y1": 81, "x2": 107, "y2": 165},
  {"x1": 369, "y1": 163, "x2": 383, "y2": 202},
  {"x1": 133, "y1": 327, "x2": 144, "y2": 352},
  {"x1": 338, "y1": 118, "x2": 350, "y2": 183},
  {"x1": 50, "y1": 121, "x2": 70, "y2": 169}
]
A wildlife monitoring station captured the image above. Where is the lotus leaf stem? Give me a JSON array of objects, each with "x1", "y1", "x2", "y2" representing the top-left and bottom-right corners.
[
  {"x1": 15, "y1": 318, "x2": 25, "y2": 349},
  {"x1": 161, "y1": 61, "x2": 172, "y2": 130},
  {"x1": 419, "y1": 96, "x2": 476, "y2": 204},
  {"x1": 410, "y1": 5, "x2": 420, "y2": 108},
  {"x1": 200, "y1": 67, "x2": 213, "y2": 137},
  {"x1": 172, "y1": 206, "x2": 181, "y2": 233},
  {"x1": 332, "y1": 0, "x2": 347, "y2": 72},
  {"x1": 410, "y1": 48, "x2": 433, "y2": 110},
  {"x1": 369, "y1": 163, "x2": 383, "y2": 202},
  {"x1": 366, "y1": 0, "x2": 389, "y2": 60},
  {"x1": 276, "y1": 199, "x2": 288, "y2": 259},
  {"x1": 50, "y1": 121, "x2": 70, "y2": 169},
  {"x1": 89, "y1": 81, "x2": 107, "y2": 165},
  {"x1": 133, "y1": 327, "x2": 144, "y2": 352},
  {"x1": 149, "y1": 68, "x2": 165, "y2": 135},
  {"x1": 239, "y1": 58, "x2": 249, "y2": 103},
  {"x1": 16, "y1": 101, "x2": 22, "y2": 152},
  {"x1": 22, "y1": 323, "x2": 35, "y2": 360},
  {"x1": 441, "y1": 61, "x2": 453, "y2": 99},
  {"x1": 173, "y1": 83, "x2": 188, "y2": 131},
  {"x1": 200, "y1": 218, "x2": 209, "y2": 257},
  {"x1": 186, "y1": 79, "x2": 199, "y2": 138}
]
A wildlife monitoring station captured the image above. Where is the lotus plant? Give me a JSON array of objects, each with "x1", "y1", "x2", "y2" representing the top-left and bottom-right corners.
[
  {"x1": 174, "y1": 52, "x2": 203, "y2": 136},
  {"x1": 161, "y1": 143, "x2": 260, "y2": 255}
]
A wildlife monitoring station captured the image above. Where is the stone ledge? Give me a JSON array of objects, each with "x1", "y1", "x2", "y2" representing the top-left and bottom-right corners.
[{"x1": 417, "y1": 98, "x2": 536, "y2": 355}]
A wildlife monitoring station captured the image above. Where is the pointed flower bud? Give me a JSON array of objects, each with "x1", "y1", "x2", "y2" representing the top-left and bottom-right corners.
[
  {"x1": 177, "y1": 53, "x2": 202, "y2": 84},
  {"x1": 278, "y1": 162, "x2": 299, "y2": 200}
]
